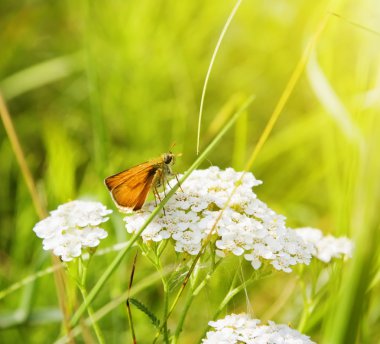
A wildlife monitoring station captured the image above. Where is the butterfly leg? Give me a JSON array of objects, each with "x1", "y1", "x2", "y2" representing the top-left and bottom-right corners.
[
  {"x1": 164, "y1": 173, "x2": 183, "y2": 193},
  {"x1": 153, "y1": 189, "x2": 158, "y2": 207},
  {"x1": 175, "y1": 173, "x2": 184, "y2": 192},
  {"x1": 161, "y1": 173, "x2": 168, "y2": 198},
  {"x1": 153, "y1": 186, "x2": 160, "y2": 204},
  {"x1": 153, "y1": 186, "x2": 166, "y2": 215}
]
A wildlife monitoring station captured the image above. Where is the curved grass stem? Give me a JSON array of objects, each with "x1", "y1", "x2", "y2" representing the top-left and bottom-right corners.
[{"x1": 196, "y1": 0, "x2": 244, "y2": 154}]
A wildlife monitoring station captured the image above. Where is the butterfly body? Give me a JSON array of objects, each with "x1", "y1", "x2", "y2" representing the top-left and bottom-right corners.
[{"x1": 105, "y1": 153, "x2": 176, "y2": 212}]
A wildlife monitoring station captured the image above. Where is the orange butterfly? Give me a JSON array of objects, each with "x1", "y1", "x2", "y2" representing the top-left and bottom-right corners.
[{"x1": 105, "y1": 152, "x2": 178, "y2": 212}]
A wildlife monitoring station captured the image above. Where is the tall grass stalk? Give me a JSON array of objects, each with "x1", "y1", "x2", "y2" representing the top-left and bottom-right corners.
[
  {"x1": 244, "y1": 12, "x2": 330, "y2": 171},
  {"x1": 0, "y1": 92, "x2": 72, "y2": 337}
]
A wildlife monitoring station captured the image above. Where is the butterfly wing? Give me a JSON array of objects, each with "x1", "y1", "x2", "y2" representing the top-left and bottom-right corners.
[{"x1": 105, "y1": 161, "x2": 160, "y2": 211}]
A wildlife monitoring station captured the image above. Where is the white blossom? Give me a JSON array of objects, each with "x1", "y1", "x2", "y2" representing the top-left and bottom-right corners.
[
  {"x1": 33, "y1": 200, "x2": 112, "y2": 261},
  {"x1": 202, "y1": 313, "x2": 315, "y2": 344},
  {"x1": 295, "y1": 227, "x2": 353, "y2": 263},
  {"x1": 123, "y1": 167, "x2": 313, "y2": 273}
]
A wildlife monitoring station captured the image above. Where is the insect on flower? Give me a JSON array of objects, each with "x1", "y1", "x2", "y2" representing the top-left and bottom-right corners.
[{"x1": 105, "y1": 152, "x2": 180, "y2": 212}]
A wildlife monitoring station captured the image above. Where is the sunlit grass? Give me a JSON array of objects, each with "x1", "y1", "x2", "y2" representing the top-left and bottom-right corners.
[{"x1": 1, "y1": 0, "x2": 380, "y2": 343}]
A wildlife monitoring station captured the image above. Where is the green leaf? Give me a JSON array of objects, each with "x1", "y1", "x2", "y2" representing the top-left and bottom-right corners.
[{"x1": 128, "y1": 297, "x2": 160, "y2": 328}]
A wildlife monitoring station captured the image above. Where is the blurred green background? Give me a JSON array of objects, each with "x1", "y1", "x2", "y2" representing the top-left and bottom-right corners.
[{"x1": 1, "y1": 0, "x2": 380, "y2": 343}]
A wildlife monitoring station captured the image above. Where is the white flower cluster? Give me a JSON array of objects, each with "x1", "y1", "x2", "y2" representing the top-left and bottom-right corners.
[
  {"x1": 294, "y1": 227, "x2": 353, "y2": 263},
  {"x1": 123, "y1": 167, "x2": 313, "y2": 273},
  {"x1": 202, "y1": 313, "x2": 315, "y2": 344},
  {"x1": 33, "y1": 200, "x2": 112, "y2": 261}
]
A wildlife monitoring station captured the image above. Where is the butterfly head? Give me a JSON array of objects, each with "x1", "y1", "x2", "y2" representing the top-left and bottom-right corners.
[{"x1": 163, "y1": 152, "x2": 176, "y2": 165}]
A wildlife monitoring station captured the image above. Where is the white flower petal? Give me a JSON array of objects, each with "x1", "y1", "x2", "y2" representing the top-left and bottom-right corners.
[
  {"x1": 295, "y1": 227, "x2": 354, "y2": 263},
  {"x1": 123, "y1": 167, "x2": 317, "y2": 272},
  {"x1": 203, "y1": 314, "x2": 315, "y2": 344},
  {"x1": 33, "y1": 200, "x2": 111, "y2": 261}
]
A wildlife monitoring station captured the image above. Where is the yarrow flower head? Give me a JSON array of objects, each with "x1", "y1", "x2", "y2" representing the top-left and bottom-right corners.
[
  {"x1": 123, "y1": 167, "x2": 313, "y2": 273},
  {"x1": 202, "y1": 313, "x2": 315, "y2": 344},
  {"x1": 294, "y1": 227, "x2": 353, "y2": 263},
  {"x1": 33, "y1": 200, "x2": 112, "y2": 261}
]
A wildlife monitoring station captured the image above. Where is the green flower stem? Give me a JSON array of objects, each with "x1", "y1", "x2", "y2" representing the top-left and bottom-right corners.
[
  {"x1": 212, "y1": 272, "x2": 243, "y2": 318},
  {"x1": 297, "y1": 264, "x2": 327, "y2": 333},
  {"x1": 153, "y1": 258, "x2": 199, "y2": 343},
  {"x1": 77, "y1": 257, "x2": 105, "y2": 344},
  {"x1": 173, "y1": 293, "x2": 194, "y2": 344},
  {"x1": 157, "y1": 240, "x2": 169, "y2": 258},
  {"x1": 153, "y1": 255, "x2": 202, "y2": 344},
  {"x1": 77, "y1": 284, "x2": 105, "y2": 344},
  {"x1": 297, "y1": 276, "x2": 310, "y2": 332},
  {"x1": 162, "y1": 278, "x2": 170, "y2": 343},
  {"x1": 154, "y1": 254, "x2": 170, "y2": 344},
  {"x1": 297, "y1": 263, "x2": 322, "y2": 333},
  {"x1": 172, "y1": 263, "x2": 202, "y2": 343},
  {"x1": 198, "y1": 269, "x2": 272, "y2": 343},
  {"x1": 69, "y1": 95, "x2": 255, "y2": 327},
  {"x1": 54, "y1": 266, "x2": 175, "y2": 344},
  {"x1": 173, "y1": 260, "x2": 222, "y2": 343}
]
